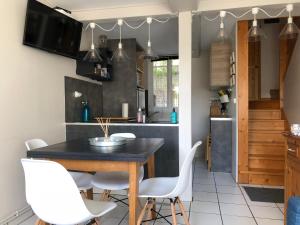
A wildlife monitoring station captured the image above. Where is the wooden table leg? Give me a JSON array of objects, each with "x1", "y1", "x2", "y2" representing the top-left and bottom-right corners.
[
  {"x1": 147, "y1": 155, "x2": 156, "y2": 219},
  {"x1": 147, "y1": 155, "x2": 155, "y2": 178},
  {"x1": 129, "y1": 162, "x2": 139, "y2": 225},
  {"x1": 86, "y1": 188, "x2": 93, "y2": 200}
]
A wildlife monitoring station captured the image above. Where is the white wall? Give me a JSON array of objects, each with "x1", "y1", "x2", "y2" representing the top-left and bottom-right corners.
[
  {"x1": 0, "y1": 0, "x2": 84, "y2": 218},
  {"x1": 284, "y1": 37, "x2": 300, "y2": 124},
  {"x1": 260, "y1": 23, "x2": 280, "y2": 98},
  {"x1": 191, "y1": 53, "x2": 210, "y2": 154}
]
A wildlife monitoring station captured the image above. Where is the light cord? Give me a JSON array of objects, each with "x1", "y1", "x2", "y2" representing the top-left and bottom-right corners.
[
  {"x1": 123, "y1": 20, "x2": 147, "y2": 29},
  {"x1": 203, "y1": 6, "x2": 288, "y2": 21}
]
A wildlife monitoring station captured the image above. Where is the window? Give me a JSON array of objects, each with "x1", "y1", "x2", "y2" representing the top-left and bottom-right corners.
[{"x1": 152, "y1": 59, "x2": 179, "y2": 109}]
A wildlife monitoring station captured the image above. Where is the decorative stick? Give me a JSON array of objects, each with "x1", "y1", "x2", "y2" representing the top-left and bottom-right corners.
[{"x1": 96, "y1": 117, "x2": 111, "y2": 138}]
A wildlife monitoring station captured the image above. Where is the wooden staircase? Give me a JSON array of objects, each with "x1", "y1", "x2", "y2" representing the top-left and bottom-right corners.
[{"x1": 241, "y1": 109, "x2": 286, "y2": 186}]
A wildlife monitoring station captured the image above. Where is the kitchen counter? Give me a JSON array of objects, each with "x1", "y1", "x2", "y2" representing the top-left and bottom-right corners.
[
  {"x1": 210, "y1": 119, "x2": 232, "y2": 172},
  {"x1": 66, "y1": 122, "x2": 179, "y2": 127},
  {"x1": 210, "y1": 117, "x2": 232, "y2": 121}
]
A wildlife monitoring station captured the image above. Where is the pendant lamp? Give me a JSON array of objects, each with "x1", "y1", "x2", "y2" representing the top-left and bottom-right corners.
[
  {"x1": 83, "y1": 23, "x2": 102, "y2": 62},
  {"x1": 248, "y1": 8, "x2": 267, "y2": 42},
  {"x1": 112, "y1": 19, "x2": 129, "y2": 62},
  {"x1": 280, "y1": 4, "x2": 299, "y2": 40}
]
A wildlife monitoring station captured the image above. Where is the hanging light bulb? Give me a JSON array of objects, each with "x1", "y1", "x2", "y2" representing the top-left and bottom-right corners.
[
  {"x1": 83, "y1": 23, "x2": 102, "y2": 62},
  {"x1": 280, "y1": 4, "x2": 299, "y2": 40},
  {"x1": 112, "y1": 19, "x2": 129, "y2": 62},
  {"x1": 143, "y1": 17, "x2": 158, "y2": 59},
  {"x1": 216, "y1": 11, "x2": 228, "y2": 43},
  {"x1": 248, "y1": 8, "x2": 267, "y2": 42}
]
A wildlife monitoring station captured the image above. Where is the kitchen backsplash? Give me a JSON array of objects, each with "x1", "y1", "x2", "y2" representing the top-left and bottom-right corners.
[{"x1": 65, "y1": 76, "x2": 103, "y2": 122}]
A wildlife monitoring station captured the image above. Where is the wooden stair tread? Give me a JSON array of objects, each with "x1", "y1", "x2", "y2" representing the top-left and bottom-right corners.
[
  {"x1": 249, "y1": 154, "x2": 284, "y2": 160},
  {"x1": 240, "y1": 168, "x2": 284, "y2": 175}
]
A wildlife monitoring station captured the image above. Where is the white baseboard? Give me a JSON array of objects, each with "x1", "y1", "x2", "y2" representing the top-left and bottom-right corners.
[{"x1": 0, "y1": 206, "x2": 33, "y2": 225}]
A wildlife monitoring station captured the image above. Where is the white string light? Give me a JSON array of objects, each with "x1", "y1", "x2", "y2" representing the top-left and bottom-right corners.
[
  {"x1": 202, "y1": 4, "x2": 299, "y2": 42},
  {"x1": 85, "y1": 17, "x2": 171, "y2": 32},
  {"x1": 84, "y1": 16, "x2": 172, "y2": 61},
  {"x1": 203, "y1": 6, "x2": 290, "y2": 21}
]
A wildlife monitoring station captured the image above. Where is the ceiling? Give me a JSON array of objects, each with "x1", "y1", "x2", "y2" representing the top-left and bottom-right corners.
[
  {"x1": 46, "y1": 0, "x2": 169, "y2": 11},
  {"x1": 44, "y1": 0, "x2": 300, "y2": 55},
  {"x1": 45, "y1": 0, "x2": 201, "y2": 12}
]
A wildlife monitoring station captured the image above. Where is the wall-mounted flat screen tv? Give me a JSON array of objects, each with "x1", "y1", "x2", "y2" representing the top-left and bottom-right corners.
[{"x1": 23, "y1": 0, "x2": 82, "y2": 59}]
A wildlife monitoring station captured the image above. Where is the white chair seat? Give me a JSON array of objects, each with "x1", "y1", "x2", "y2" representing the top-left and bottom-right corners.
[
  {"x1": 92, "y1": 169, "x2": 144, "y2": 190},
  {"x1": 70, "y1": 172, "x2": 93, "y2": 191},
  {"x1": 139, "y1": 177, "x2": 178, "y2": 198},
  {"x1": 83, "y1": 199, "x2": 116, "y2": 217}
]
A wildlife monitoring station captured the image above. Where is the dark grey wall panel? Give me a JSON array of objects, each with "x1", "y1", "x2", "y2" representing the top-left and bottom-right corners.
[
  {"x1": 66, "y1": 125, "x2": 179, "y2": 177},
  {"x1": 102, "y1": 39, "x2": 137, "y2": 117},
  {"x1": 65, "y1": 77, "x2": 102, "y2": 122},
  {"x1": 211, "y1": 120, "x2": 232, "y2": 172}
]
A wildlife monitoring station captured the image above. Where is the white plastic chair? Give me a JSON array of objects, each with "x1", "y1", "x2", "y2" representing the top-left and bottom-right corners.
[
  {"x1": 137, "y1": 141, "x2": 202, "y2": 225},
  {"x1": 21, "y1": 159, "x2": 116, "y2": 225},
  {"x1": 25, "y1": 139, "x2": 94, "y2": 192},
  {"x1": 91, "y1": 133, "x2": 144, "y2": 201}
]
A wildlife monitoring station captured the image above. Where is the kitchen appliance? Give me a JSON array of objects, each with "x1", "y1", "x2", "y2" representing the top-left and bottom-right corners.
[{"x1": 23, "y1": 0, "x2": 82, "y2": 59}]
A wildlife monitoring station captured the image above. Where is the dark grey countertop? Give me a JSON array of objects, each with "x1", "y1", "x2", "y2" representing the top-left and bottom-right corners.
[
  {"x1": 27, "y1": 138, "x2": 164, "y2": 162},
  {"x1": 65, "y1": 122, "x2": 179, "y2": 127}
]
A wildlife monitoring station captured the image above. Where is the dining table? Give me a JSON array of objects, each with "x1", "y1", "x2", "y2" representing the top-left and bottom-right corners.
[{"x1": 27, "y1": 137, "x2": 164, "y2": 225}]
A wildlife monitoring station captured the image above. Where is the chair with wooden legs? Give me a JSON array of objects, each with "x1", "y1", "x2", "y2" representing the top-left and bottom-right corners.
[
  {"x1": 25, "y1": 138, "x2": 94, "y2": 196},
  {"x1": 91, "y1": 133, "x2": 144, "y2": 204},
  {"x1": 21, "y1": 159, "x2": 116, "y2": 225},
  {"x1": 137, "y1": 141, "x2": 202, "y2": 225}
]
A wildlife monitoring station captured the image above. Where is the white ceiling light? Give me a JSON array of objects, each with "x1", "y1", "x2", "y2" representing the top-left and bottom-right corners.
[
  {"x1": 248, "y1": 8, "x2": 267, "y2": 42},
  {"x1": 83, "y1": 23, "x2": 102, "y2": 62},
  {"x1": 143, "y1": 17, "x2": 158, "y2": 59},
  {"x1": 280, "y1": 4, "x2": 299, "y2": 40},
  {"x1": 216, "y1": 11, "x2": 228, "y2": 43},
  {"x1": 112, "y1": 19, "x2": 129, "y2": 62}
]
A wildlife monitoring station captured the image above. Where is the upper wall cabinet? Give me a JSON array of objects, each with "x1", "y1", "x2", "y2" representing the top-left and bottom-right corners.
[
  {"x1": 76, "y1": 48, "x2": 113, "y2": 81},
  {"x1": 210, "y1": 42, "x2": 232, "y2": 87}
]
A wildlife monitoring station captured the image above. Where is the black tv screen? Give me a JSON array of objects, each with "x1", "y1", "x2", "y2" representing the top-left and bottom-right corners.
[{"x1": 23, "y1": 0, "x2": 83, "y2": 59}]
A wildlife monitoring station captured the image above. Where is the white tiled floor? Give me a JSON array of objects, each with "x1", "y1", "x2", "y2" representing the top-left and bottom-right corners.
[{"x1": 20, "y1": 157, "x2": 284, "y2": 225}]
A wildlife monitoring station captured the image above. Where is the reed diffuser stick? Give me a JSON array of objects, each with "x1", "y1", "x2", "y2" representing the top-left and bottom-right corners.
[{"x1": 96, "y1": 117, "x2": 111, "y2": 138}]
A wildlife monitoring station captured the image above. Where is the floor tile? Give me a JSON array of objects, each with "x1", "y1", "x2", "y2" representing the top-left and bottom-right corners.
[
  {"x1": 218, "y1": 193, "x2": 246, "y2": 204},
  {"x1": 194, "y1": 184, "x2": 216, "y2": 193},
  {"x1": 276, "y1": 203, "x2": 284, "y2": 208},
  {"x1": 19, "y1": 215, "x2": 37, "y2": 225},
  {"x1": 250, "y1": 205, "x2": 284, "y2": 220},
  {"x1": 220, "y1": 203, "x2": 252, "y2": 217},
  {"x1": 189, "y1": 212, "x2": 222, "y2": 225},
  {"x1": 222, "y1": 215, "x2": 257, "y2": 225},
  {"x1": 193, "y1": 178, "x2": 215, "y2": 185},
  {"x1": 158, "y1": 209, "x2": 187, "y2": 224},
  {"x1": 103, "y1": 205, "x2": 128, "y2": 219},
  {"x1": 256, "y1": 218, "x2": 284, "y2": 225},
  {"x1": 216, "y1": 185, "x2": 242, "y2": 194},
  {"x1": 215, "y1": 176, "x2": 237, "y2": 186},
  {"x1": 193, "y1": 191, "x2": 218, "y2": 202},
  {"x1": 190, "y1": 201, "x2": 220, "y2": 214},
  {"x1": 100, "y1": 217, "x2": 123, "y2": 225},
  {"x1": 279, "y1": 207, "x2": 284, "y2": 214}
]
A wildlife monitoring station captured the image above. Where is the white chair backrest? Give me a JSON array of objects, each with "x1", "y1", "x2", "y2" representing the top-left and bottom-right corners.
[
  {"x1": 110, "y1": 133, "x2": 136, "y2": 139},
  {"x1": 21, "y1": 159, "x2": 92, "y2": 225},
  {"x1": 25, "y1": 139, "x2": 48, "y2": 150},
  {"x1": 169, "y1": 141, "x2": 202, "y2": 197}
]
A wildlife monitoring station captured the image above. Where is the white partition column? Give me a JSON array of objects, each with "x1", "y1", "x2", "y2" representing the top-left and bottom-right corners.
[{"x1": 178, "y1": 11, "x2": 193, "y2": 201}]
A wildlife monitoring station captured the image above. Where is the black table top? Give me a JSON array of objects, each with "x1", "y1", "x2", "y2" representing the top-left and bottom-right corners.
[{"x1": 27, "y1": 138, "x2": 164, "y2": 162}]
